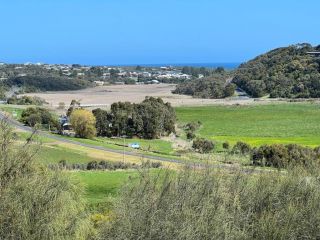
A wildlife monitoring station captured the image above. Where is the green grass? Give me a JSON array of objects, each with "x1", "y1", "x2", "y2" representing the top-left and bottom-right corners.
[
  {"x1": 176, "y1": 103, "x2": 320, "y2": 147},
  {"x1": 105, "y1": 138, "x2": 174, "y2": 154},
  {"x1": 55, "y1": 134, "x2": 179, "y2": 159},
  {"x1": 70, "y1": 170, "x2": 142, "y2": 205},
  {"x1": 36, "y1": 145, "x2": 103, "y2": 165},
  {"x1": 0, "y1": 105, "x2": 25, "y2": 119},
  {"x1": 17, "y1": 131, "x2": 56, "y2": 143}
]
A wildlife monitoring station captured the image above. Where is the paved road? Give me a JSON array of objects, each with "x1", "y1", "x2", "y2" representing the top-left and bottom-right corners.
[
  {"x1": 0, "y1": 111, "x2": 206, "y2": 167},
  {"x1": 0, "y1": 111, "x2": 266, "y2": 173}
]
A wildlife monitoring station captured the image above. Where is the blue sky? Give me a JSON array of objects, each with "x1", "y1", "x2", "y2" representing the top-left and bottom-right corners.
[{"x1": 1, "y1": 0, "x2": 319, "y2": 65}]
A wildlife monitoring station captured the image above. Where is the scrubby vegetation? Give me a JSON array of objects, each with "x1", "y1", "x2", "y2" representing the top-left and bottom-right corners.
[
  {"x1": 4, "y1": 75, "x2": 91, "y2": 92},
  {"x1": 100, "y1": 166, "x2": 320, "y2": 239},
  {"x1": 233, "y1": 43, "x2": 320, "y2": 98},
  {"x1": 184, "y1": 121, "x2": 202, "y2": 140},
  {"x1": 173, "y1": 75, "x2": 235, "y2": 99},
  {"x1": 251, "y1": 143, "x2": 320, "y2": 168},
  {"x1": 7, "y1": 95, "x2": 47, "y2": 105},
  {"x1": 51, "y1": 159, "x2": 162, "y2": 171}
]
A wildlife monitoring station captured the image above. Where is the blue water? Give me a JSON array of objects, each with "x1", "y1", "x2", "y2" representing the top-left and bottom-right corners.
[{"x1": 112, "y1": 62, "x2": 241, "y2": 69}]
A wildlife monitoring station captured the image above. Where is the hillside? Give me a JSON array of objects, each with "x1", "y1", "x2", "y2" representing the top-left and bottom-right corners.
[
  {"x1": 5, "y1": 75, "x2": 91, "y2": 92},
  {"x1": 233, "y1": 43, "x2": 320, "y2": 98}
]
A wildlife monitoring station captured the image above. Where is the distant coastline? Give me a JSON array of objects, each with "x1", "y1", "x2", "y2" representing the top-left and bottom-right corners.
[
  {"x1": 0, "y1": 61, "x2": 241, "y2": 69},
  {"x1": 111, "y1": 62, "x2": 241, "y2": 69}
]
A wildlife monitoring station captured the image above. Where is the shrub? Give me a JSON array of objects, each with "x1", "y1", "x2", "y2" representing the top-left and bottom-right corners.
[
  {"x1": 192, "y1": 138, "x2": 214, "y2": 153},
  {"x1": 141, "y1": 160, "x2": 162, "y2": 169},
  {"x1": 56, "y1": 160, "x2": 161, "y2": 171},
  {"x1": 185, "y1": 121, "x2": 202, "y2": 132},
  {"x1": 87, "y1": 161, "x2": 98, "y2": 170},
  {"x1": 251, "y1": 144, "x2": 319, "y2": 168},
  {"x1": 186, "y1": 131, "x2": 196, "y2": 140},
  {"x1": 222, "y1": 141, "x2": 230, "y2": 150},
  {"x1": 232, "y1": 141, "x2": 251, "y2": 155}
]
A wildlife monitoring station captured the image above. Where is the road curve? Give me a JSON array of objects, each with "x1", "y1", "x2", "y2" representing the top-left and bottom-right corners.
[{"x1": 0, "y1": 111, "x2": 266, "y2": 173}]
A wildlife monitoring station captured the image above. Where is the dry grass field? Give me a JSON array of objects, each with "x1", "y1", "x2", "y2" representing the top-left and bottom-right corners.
[{"x1": 23, "y1": 84, "x2": 257, "y2": 107}]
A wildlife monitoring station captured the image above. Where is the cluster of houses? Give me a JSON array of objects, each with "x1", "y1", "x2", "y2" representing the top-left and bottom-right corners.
[{"x1": 0, "y1": 62, "x2": 194, "y2": 85}]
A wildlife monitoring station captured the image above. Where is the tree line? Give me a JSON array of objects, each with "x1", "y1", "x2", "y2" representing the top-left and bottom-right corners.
[{"x1": 20, "y1": 97, "x2": 176, "y2": 140}]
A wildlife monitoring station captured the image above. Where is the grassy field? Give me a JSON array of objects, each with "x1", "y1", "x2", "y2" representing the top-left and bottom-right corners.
[
  {"x1": 0, "y1": 105, "x2": 25, "y2": 119},
  {"x1": 36, "y1": 145, "x2": 103, "y2": 165},
  {"x1": 70, "y1": 171, "x2": 140, "y2": 205},
  {"x1": 176, "y1": 103, "x2": 320, "y2": 147},
  {"x1": 55, "y1": 134, "x2": 180, "y2": 160}
]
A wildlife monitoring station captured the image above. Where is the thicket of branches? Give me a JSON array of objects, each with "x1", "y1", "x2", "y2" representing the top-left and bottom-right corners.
[
  {"x1": 0, "y1": 121, "x2": 92, "y2": 239},
  {"x1": 100, "y1": 166, "x2": 320, "y2": 239}
]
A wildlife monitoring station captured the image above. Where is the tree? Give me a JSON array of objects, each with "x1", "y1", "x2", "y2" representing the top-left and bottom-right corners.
[
  {"x1": 67, "y1": 99, "x2": 81, "y2": 117},
  {"x1": 224, "y1": 83, "x2": 236, "y2": 97},
  {"x1": 0, "y1": 120, "x2": 92, "y2": 239},
  {"x1": 70, "y1": 109, "x2": 96, "y2": 139},
  {"x1": 99, "y1": 97, "x2": 176, "y2": 139},
  {"x1": 92, "y1": 108, "x2": 112, "y2": 137},
  {"x1": 20, "y1": 107, "x2": 59, "y2": 130}
]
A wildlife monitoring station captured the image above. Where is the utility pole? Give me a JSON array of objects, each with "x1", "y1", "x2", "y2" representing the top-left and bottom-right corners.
[{"x1": 123, "y1": 135, "x2": 125, "y2": 163}]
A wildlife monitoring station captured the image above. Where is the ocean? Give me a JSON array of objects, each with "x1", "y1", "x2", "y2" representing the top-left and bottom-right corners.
[{"x1": 112, "y1": 63, "x2": 241, "y2": 69}]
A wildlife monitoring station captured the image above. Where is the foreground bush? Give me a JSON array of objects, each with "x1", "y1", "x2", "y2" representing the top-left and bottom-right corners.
[
  {"x1": 99, "y1": 166, "x2": 320, "y2": 239},
  {"x1": 0, "y1": 121, "x2": 92, "y2": 239}
]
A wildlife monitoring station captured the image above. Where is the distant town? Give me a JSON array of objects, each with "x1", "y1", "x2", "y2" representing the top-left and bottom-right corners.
[{"x1": 0, "y1": 62, "x2": 218, "y2": 86}]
